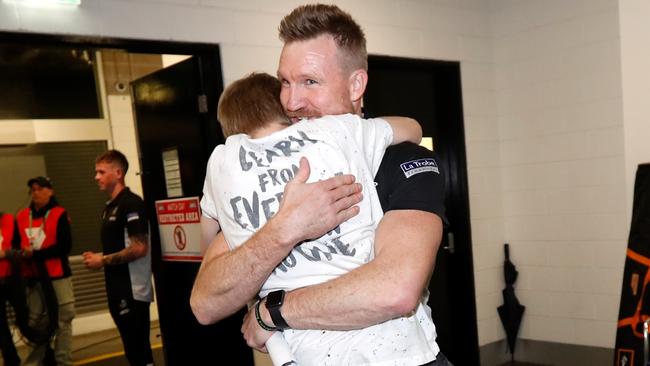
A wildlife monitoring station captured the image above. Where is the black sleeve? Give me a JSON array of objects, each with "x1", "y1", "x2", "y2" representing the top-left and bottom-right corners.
[
  {"x1": 124, "y1": 198, "x2": 148, "y2": 237},
  {"x1": 32, "y1": 212, "x2": 72, "y2": 260},
  {"x1": 12, "y1": 218, "x2": 21, "y2": 249},
  {"x1": 375, "y1": 142, "x2": 449, "y2": 225}
]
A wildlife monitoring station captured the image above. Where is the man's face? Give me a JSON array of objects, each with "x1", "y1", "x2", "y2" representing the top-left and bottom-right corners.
[
  {"x1": 30, "y1": 184, "x2": 53, "y2": 208},
  {"x1": 94, "y1": 162, "x2": 120, "y2": 192},
  {"x1": 278, "y1": 34, "x2": 356, "y2": 123}
]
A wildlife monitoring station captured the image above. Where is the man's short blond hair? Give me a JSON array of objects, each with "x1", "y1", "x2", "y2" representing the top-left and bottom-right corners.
[
  {"x1": 279, "y1": 4, "x2": 368, "y2": 73},
  {"x1": 96, "y1": 149, "x2": 129, "y2": 174}
]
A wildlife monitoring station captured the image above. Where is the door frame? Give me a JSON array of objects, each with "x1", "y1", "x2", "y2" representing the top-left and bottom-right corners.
[
  {"x1": 367, "y1": 55, "x2": 480, "y2": 365},
  {"x1": 130, "y1": 57, "x2": 256, "y2": 365},
  {"x1": 0, "y1": 31, "x2": 221, "y2": 56}
]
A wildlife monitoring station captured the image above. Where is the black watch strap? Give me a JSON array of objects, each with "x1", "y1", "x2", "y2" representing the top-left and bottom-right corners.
[{"x1": 265, "y1": 290, "x2": 290, "y2": 330}]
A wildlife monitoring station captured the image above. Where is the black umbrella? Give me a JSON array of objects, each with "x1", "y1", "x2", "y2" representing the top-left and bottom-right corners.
[{"x1": 497, "y1": 243, "x2": 525, "y2": 362}]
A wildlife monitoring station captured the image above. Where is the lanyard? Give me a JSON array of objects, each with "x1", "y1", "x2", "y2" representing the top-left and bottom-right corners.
[{"x1": 28, "y1": 209, "x2": 50, "y2": 246}]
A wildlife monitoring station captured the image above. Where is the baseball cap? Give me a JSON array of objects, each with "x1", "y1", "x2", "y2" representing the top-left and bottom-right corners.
[{"x1": 27, "y1": 176, "x2": 53, "y2": 189}]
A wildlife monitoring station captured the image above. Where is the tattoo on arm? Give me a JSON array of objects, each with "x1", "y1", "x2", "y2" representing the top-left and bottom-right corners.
[{"x1": 104, "y1": 234, "x2": 149, "y2": 266}]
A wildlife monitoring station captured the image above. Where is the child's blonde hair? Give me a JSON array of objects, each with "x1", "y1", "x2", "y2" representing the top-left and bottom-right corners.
[{"x1": 217, "y1": 72, "x2": 286, "y2": 137}]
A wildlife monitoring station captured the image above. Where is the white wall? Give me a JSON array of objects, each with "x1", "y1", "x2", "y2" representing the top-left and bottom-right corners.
[
  {"x1": 619, "y1": 0, "x2": 650, "y2": 217},
  {"x1": 105, "y1": 94, "x2": 144, "y2": 196},
  {"x1": 0, "y1": 119, "x2": 112, "y2": 144},
  {"x1": 162, "y1": 54, "x2": 192, "y2": 68},
  {"x1": 491, "y1": 0, "x2": 625, "y2": 348}
]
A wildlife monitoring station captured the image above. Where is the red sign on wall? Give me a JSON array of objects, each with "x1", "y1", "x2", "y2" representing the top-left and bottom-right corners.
[{"x1": 155, "y1": 197, "x2": 202, "y2": 262}]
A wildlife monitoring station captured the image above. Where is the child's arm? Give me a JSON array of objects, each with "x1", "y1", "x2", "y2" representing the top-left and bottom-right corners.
[
  {"x1": 381, "y1": 116, "x2": 422, "y2": 145},
  {"x1": 200, "y1": 215, "x2": 221, "y2": 255}
]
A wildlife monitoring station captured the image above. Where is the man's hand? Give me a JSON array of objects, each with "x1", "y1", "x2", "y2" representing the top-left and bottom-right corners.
[
  {"x1": 22, "y1": 248, "x2": 33, "y2": 258},
  {"x1": 190, "y1": 157, "x2": 362, "y2": 325},
  {"x1": 82, "y1": 251, "x2": 104, "y2": 269},
  {"x1": 0, "y1": 249, "x2": 31, "y2": 259},
  {"x1": 241, "y1": 300, "x2": 274, "y2": 352},
  {"x1": 272, "y1": 157, "x2": 363, "y2": 245}
]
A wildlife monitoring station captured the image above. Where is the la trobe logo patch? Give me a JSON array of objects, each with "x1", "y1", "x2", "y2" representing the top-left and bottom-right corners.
[{"x1": 400, "y1": 158, "x2": 439, "y2": 178}]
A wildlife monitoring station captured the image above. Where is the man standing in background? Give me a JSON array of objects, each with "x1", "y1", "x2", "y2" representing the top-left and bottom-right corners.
[
  {"x1": 17, "y1": 176, "x2": 75, "y2": 366},
  {"x1": 83, "y1": 150, "x2": 154, "y2": 366},
  {"x1": 0, "y1": 211, "x2": 22, "y2": 366}
]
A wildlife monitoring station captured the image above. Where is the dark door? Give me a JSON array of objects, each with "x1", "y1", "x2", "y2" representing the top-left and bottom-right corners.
[
  {"x1": 131, "y1": 54, "x2": 254, "y2": 365},
  {"x1": 365, "y1": 56, "x2": 479, "y2": 365}
]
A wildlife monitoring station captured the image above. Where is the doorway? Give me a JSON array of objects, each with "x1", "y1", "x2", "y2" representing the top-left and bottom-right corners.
[
  {"x1": 130, "y1": 55, "x2": 254, "y2": 365},
  {"x1": 0, "y1": 31, "x2": 252, "y2": 365},
  {"x1": 365, "y1": 55, "x2": 480, "y2": 365}
]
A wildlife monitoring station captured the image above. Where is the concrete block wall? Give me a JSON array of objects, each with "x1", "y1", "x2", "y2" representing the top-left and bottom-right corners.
[{"x1": 490, "y1": 0, "x2": 625, "y2": 348}]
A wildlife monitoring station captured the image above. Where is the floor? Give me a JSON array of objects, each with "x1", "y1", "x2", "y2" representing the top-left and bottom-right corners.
[
  {"x1": 14, "y1": 322, "x2": 164, "y2": 366},
  {"x1": 12, "y1": 320, "x2": 272, "y2": 366}
]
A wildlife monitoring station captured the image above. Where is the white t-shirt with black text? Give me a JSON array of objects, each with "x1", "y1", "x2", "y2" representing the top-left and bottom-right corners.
[{"x1": 201, "y1": 114, "x2": 438, "y2": 365}]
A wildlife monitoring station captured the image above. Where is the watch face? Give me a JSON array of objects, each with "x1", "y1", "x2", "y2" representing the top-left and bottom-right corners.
[
  {"x1": 265, "y1": 290, "x2": 289, "y2": 330},
  {"x1": 267, "y1": 290, "x2": 285, "y2": 308}
]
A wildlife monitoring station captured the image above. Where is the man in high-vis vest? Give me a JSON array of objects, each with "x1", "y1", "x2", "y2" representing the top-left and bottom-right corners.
[
  {"x1": 0, "y1": 212, "x2": 24, "y2": 366},
  {"x1": 17, "y1": 176, "x2": 75, "y2": 366}
]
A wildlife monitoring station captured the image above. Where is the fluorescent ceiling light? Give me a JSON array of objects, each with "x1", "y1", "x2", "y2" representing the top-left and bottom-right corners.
[{"x1": 3, "y1": 0, "x2": 81, "y2": 5}]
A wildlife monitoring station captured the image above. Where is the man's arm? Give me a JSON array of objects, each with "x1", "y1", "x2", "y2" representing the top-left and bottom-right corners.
[
  {"x1": 4, "y1": 219, "x2": 24, "y2": 259},
  {"x1": 190, "y1": 157, "x2": 363, "y2": 325},
  {"x1": 83, "y1": 234, "x2": 148, "y2": 269},
  {"x1": 242, "y1": 210, "x2": 442, "y2": 348},
  {"x1": 84, "y1": 198, "x2": 150, "y2": 269},
  {"x1": 267, "y1": 210, "x2": 441, "y2": 326},
  {"x1": 103, "y1": 234, "x2": 148, "y2": 265},
  {"x1": 191, "y1": 223, "x2": 290, "y2": 325}
]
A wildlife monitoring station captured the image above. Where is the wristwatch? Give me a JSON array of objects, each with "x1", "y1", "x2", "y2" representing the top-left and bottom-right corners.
[{"x1": 265, "y1": 290, "x2": 290, "y2": 330}]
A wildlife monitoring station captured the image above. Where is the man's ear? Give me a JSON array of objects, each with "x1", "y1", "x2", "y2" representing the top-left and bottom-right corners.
[
  {"x1": 115, "y1": 166, "x2": 125, "y2": 180},
  {"x1": 349, "y1": 69, "x2": 368, "y2": 103}
]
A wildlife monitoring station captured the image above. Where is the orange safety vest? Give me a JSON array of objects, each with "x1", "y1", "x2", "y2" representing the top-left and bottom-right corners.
[
  {"x1": 16, "y1": 206, "x2": 66, "y2": 278},
  {"x1": 0, "y1": 213, "x2": 17, "y2": 278}
]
